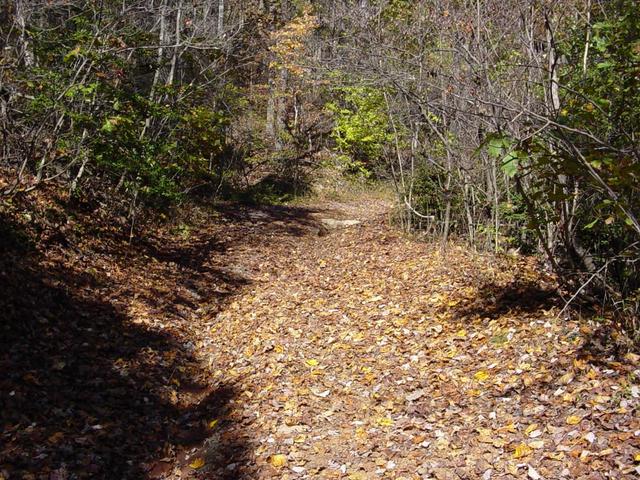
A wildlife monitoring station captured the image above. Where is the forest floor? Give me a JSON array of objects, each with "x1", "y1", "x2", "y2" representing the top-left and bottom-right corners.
[{"x1": 1, "y1": 189, "x2": 639, "y2": 480}]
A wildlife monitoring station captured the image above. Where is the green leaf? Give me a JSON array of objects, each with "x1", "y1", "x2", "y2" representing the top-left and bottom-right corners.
[
  {"x1": 501, "y1": 150, "x2": 524, "y2": 178},
  {"x1": 487, "y1": 138, "x2": 505, "y2": 158},
  {"x1": 64, "y1": 46, "x2": 82, "y2": 63},
  {"x1": 101, "y1": 118, "x2": 115, "y2": 133},
  {"x1": 584, "y1": 219, "x2": 599, "y2": 229}
]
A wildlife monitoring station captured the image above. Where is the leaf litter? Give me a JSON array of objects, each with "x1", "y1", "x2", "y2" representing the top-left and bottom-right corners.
[
  {"x1": 1, "y1": 191, "x2": 638, "y2": 479},
  {"x1": 198, "y1": 200, "x2": 639, "y2": 479}
]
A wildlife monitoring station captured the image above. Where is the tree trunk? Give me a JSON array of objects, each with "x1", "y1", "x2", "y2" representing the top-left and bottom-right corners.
[
  {"x1": 15, "y1": 0, "x2": 35, "y2": 67},
  {"x1": 166, "y1": 0, "x2": 182, "y2": 88},
  {"x1": 217, "y1": 0, "x2": 224, "y2": 34},
  {"x1": 141, "y1": 0, "x2": 167, "y2": 139}
]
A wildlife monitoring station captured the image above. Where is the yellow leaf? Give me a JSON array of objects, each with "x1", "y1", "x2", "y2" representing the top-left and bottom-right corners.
[
  {"x1": 355, "y1": 426, "x2": 368, "y2": 440},
  {"x1": 269, "y1": 454, "x2": 287, "y2": 468},
  {"x1": 634, "y1": 452, "x2": 640, "y2": 462},
  {"x1": 474, "y1": 370, "x2": 489, "y2": 382},
  {"x1": 513, "y1": 443, "x2": 533, "y2": 459},
  {"x1": 573, "y1": 359, "x2": 587, "y2": 370},
  {"x1": 435, "y1": 436, "x2": 450, "y2": 450},
  {"x1": 189, "y1": 457, "x2": 205, "y2": 469},
  {"x1": 624, "y1": 352, "x2": 639, "y2": 364},
  {"x1": 274, "y1": 344, "x2": 284, "y2": 354},
  {"x1": 364, "y1": 295, "x2": 383, "y2": 303},
  {"x1": 455, "y1": 329, "x2": 467, "y2": 338},
  {"x1": 499, "y1": 423, "x2": 517, "y2": 433},
  {"x1": 348, "y1": 472, "x2": 366, "y2": 480},
  {"x1": 566, "y1": 415, "x2": 582, "y2": 425},
  {"x1": 559, "y1": 372, "x2": 574, "y2": 384},
  {"x1": 208, "y1": 419, "x2": 219, "y2": 429},
  {"x1": 545, "y1": 451, "x2": 565, "y2": 461},
  {"x1": 492, "y1": 438, "x2": 508, "y2": 448},
  {"x1": 305, "y1": 359, "x2": 319, "y2": 367},
  {"x1": 377, "y1": 417, "x2": 394, "y2": 427},
  {"x1": 506, "y1": 462, "x2": 519, "y2": 475},
  {"x1": 524, "y1": 423, "x2": 539, "y2": 435}
]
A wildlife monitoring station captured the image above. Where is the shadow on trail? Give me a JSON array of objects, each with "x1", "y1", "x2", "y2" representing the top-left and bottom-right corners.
[
  {"x1": 454, "y1": 279, "x2": 560, "y2": 320},
  {"x1": 0, "y1": 214, "x2": 251, "y2": 479},
  {"x1": 140, "y1": 235, "x2": 228, "y2": 272},
  {"x1": 213, "y1": 202, "x2": 327, "y2": 239}
]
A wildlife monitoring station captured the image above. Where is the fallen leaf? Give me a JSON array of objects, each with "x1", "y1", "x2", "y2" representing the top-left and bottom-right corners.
[
  {"x1": 48, "y1": 432, "x2": 64, "y2": 444},
  {"x1": 566, "y1": 415, "x2": 582, "y2": 425},
  {"x1": 348, "y1": 472, "x2": 366, "y2": 480},
  {"x1": 500, "y1": 423, "x2": 517, "y2": 433},
  {"x1": 269, "y1": 454, "x2": 287, "y2": 468},
  {"x1": 525, "y1": 423, "x2": 539, "y2": 436},
  {"x1": 377, "y1": 417, "x2": 394, "y2": 427},
  {"x1": 513, "y1": 443, "x2": 533, "y2": 459},
  {"x1": 529, "y1": 440, "x2": 545, "y2": 449},
  {"x1": 189, "y1": 457, "x2": 205, "y2": 469},
  {"x1": 406, "y1": 388, "x2": 426, "y2": 402},
  {"x1": 559, "y1": 372, "x2": 574, "y2": 384},
  {"x1": 527, "y1": 465, "x2": 541, "y2": 479}
]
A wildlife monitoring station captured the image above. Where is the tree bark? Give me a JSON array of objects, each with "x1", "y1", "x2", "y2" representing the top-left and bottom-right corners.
[
  {"x1": 15, "y1": 0, "x2": 35, "y2": 67},
  {"x1": 217, "y1": 0, "x2": 224, "y2": 34}
]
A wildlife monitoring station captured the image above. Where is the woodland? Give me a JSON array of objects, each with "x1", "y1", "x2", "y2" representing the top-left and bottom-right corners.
[{"x1": 0, "y1": 0, "x2": 639, "y2": 479}]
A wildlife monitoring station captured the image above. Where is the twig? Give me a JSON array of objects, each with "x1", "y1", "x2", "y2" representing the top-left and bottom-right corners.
[{"x1": 404, "y1": 198, "x2": 435, "y2": 221}]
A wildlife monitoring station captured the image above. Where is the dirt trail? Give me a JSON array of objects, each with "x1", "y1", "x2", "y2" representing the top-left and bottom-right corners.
[
  {"x1": 184, "y1": 199, "x2": 639, "y2": 480},
  {"x1": 1, "y1": 195, "x2": 638, "y2": 480}
]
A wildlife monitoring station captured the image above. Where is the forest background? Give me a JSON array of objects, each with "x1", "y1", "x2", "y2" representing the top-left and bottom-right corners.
[{"x1": 1, "y1": 0, "x2": 639, "y2": 339}]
